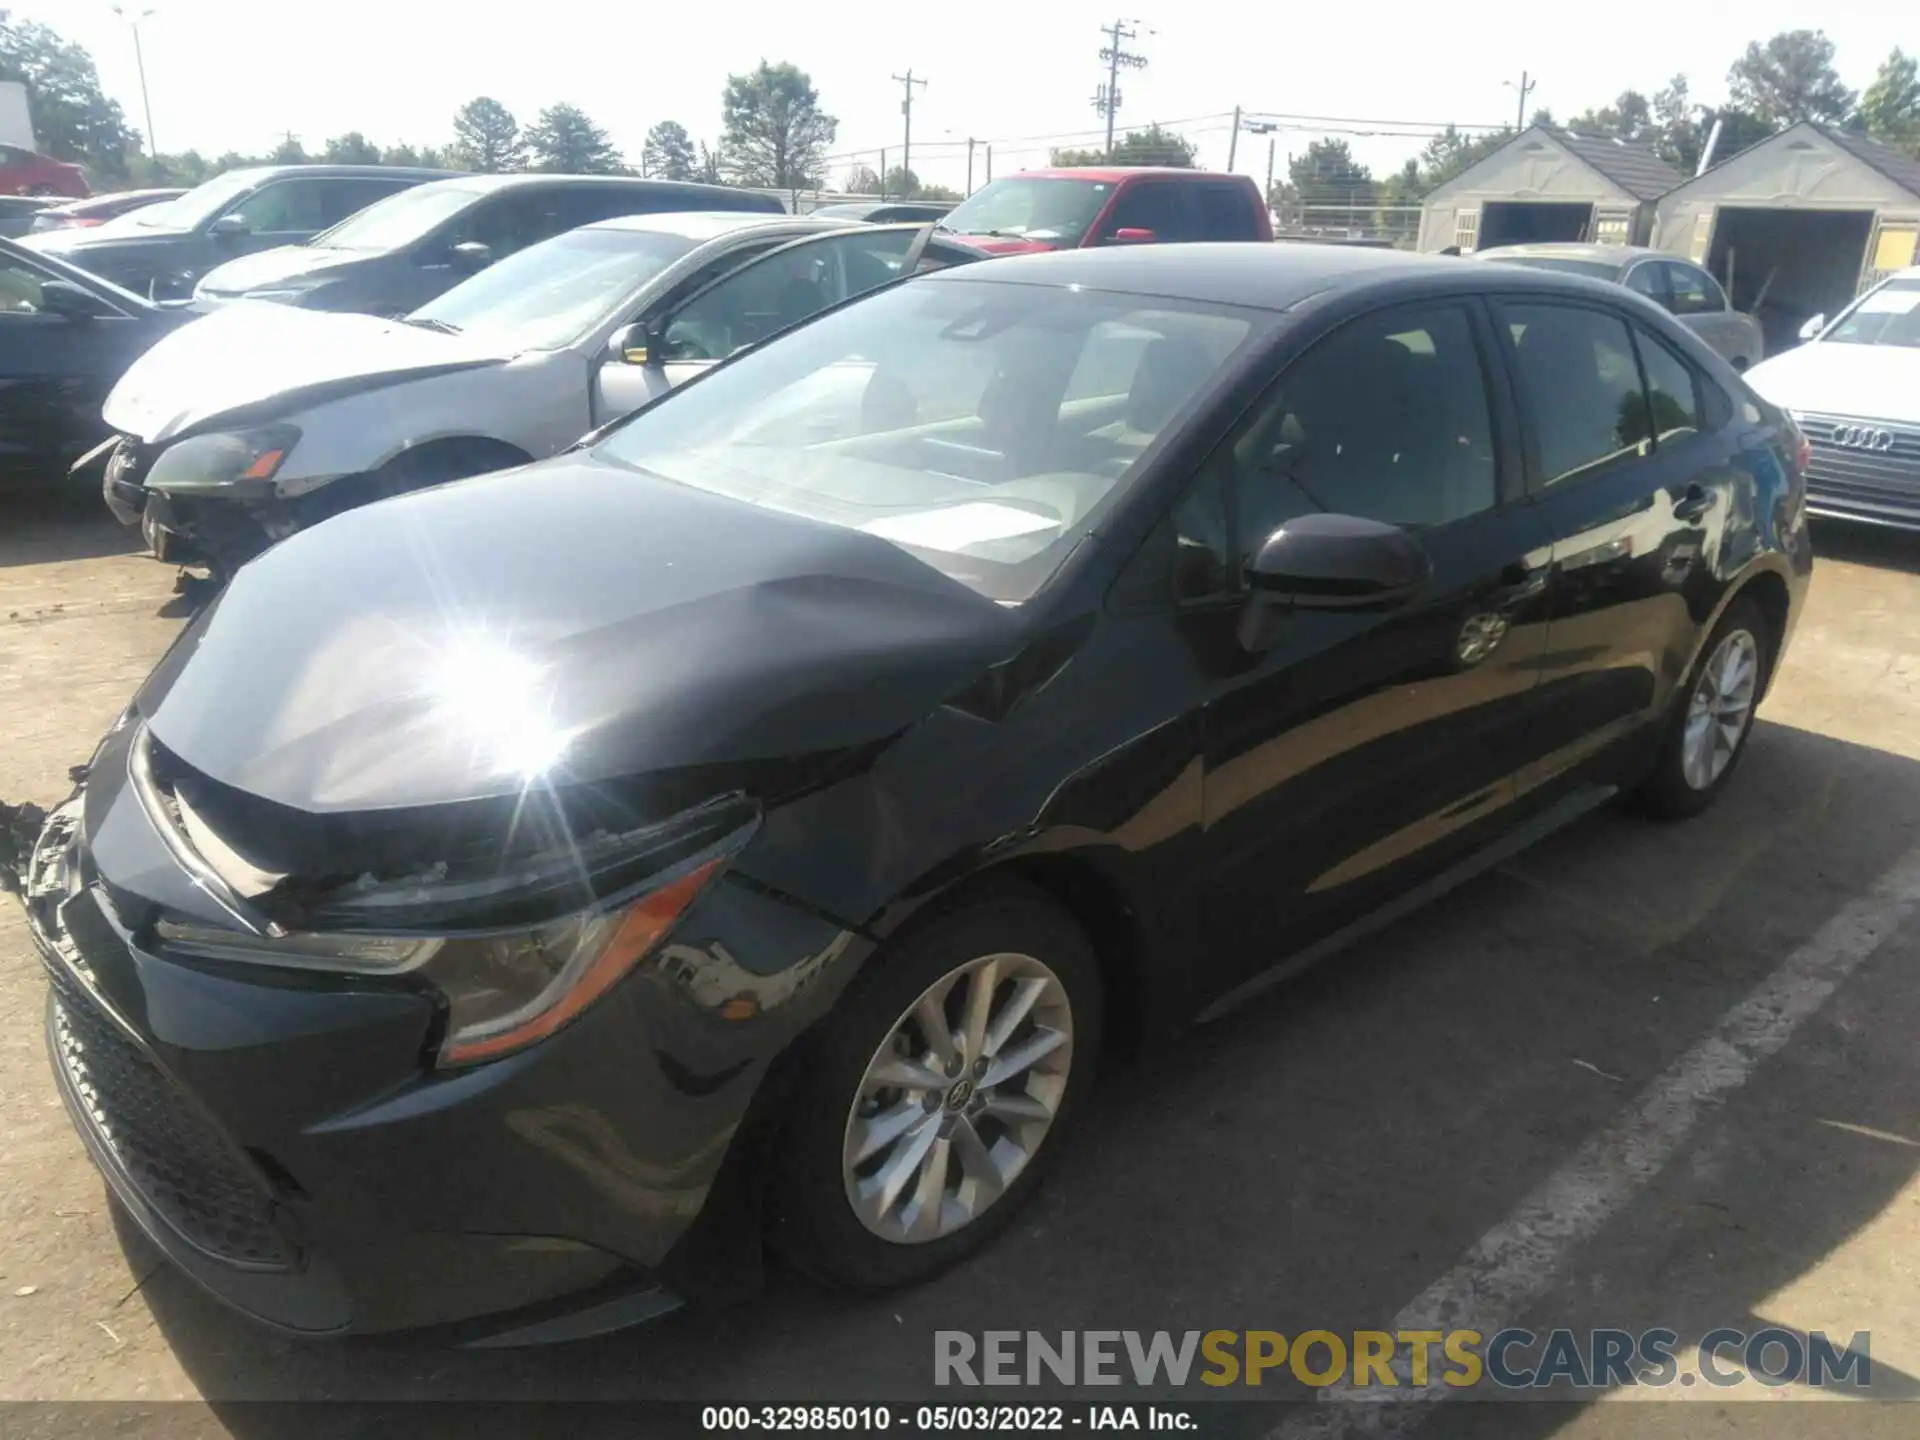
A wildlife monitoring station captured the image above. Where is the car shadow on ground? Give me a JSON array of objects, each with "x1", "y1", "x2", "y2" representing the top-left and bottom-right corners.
[
  {"x1": 1811, "y1": 518, "x2": 1920, "y2": 577},
  {"x1": 0, "y1": 485, "x2": 136, "y2": 569},
  {"x1": 113, "y1": 718, "x2": 1920, "y2": 1431}
]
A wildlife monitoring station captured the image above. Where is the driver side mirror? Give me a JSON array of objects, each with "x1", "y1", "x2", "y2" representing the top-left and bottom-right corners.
[
  {"x1": 1108, "y1": 227, "x2": 1158, "y2": 246},
  {"x1": 1797, "y1": 313, "x2": 1827, "y2": 341},
  {"x1": 208, "y1": 213, "x2": 250, "y2": 240},
  {"x1": 606, "y1": 321, "x2": 659, "y2": 367},
  {"x1": 1236, "y1": 513, "x2": 1431, "y2": 651},
  {"x1": 37, "y1": 280, "x2": 114, "y2": 322},
  {"x1": 450, "y1": 241, "x2": 493, "y2": 273}
]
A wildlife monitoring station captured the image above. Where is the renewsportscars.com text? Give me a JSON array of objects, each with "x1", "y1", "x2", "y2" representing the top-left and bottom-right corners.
[{"x1": 934, "y1": 1328, "x2": 1872, "y2": 1390}]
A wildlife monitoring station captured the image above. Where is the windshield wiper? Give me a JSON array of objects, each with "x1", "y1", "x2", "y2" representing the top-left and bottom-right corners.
[{"x1": 397, "y1": 315, "x2": 461, "y2": 334}]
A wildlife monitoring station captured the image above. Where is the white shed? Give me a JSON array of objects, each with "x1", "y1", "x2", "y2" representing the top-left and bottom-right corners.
[
  {"x1": 1416, "y1": 126, "x2": 1682, "y2": 254},
  {"x1": 1652, "y1": 122, "x2": 1920, "y2": 353}
]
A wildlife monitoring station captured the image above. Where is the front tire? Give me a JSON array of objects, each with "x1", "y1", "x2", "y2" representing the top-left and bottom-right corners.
[
  {"x1": 1635, "y1": 596, "x2": 1772, "y2": 818},
  {"x1": 769, "y1": 885, "x2": 1102, "y2": 1292}
]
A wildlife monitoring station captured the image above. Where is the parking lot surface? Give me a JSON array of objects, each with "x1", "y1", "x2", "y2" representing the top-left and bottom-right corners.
[{"x1": 5, "y1": 491, "x2": 1920, "y2": 1429}]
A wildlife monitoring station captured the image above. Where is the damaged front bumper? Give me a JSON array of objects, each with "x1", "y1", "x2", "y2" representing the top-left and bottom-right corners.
[{"x1": 1, "y1": 734, "x2": 863, "y2": 1341}]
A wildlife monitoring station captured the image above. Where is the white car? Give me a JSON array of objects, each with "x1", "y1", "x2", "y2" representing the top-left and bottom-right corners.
[
  {"x1": 97, "y1": 211, "x2": 985, "y2": 579},
  {"x1": 1743, "y1": 265, "x2": 1920, "y2": 529}
]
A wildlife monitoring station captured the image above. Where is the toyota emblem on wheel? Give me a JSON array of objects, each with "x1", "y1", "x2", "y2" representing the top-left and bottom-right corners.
[{"x1": 1830, "y1": 425, "x2": 1896, "y2": 452}]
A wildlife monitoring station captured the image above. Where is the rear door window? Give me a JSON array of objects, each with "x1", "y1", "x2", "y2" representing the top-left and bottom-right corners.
[
  {"x1": 1193, "y1": 184, "x2": 1260, "y2": 241},
  {"x1": 1632, "y1": 326, "x2": 1704, "y2": 443},
  {"x1": 1503, "y1": 302, "x2": 1653, "y2": 486},
  {"x1": 1099, "y1": 183, "x2": 1194, "y2": 242}
]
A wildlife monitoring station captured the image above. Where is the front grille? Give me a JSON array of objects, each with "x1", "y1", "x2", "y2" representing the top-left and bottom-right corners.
[
  {"x1": 1797, "y1": 412, "x2": 1920, "y2": 515},
  {"x1": 48, "y1": 976, "x2": 292, "y2": 1270}
]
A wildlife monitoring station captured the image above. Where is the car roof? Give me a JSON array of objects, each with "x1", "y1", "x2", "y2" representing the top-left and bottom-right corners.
[
  {"x1": 219, "y1": 164, "x2": 460, "y2": 181},
  {"x1": 921, "y1": 242, "x2": 1473, "y2": 311},
  {"x1": 585, "y1": 210, "x2": 830, "y2": 241},
  {"x1": 999, "y1": 167, "x2": 1246, "y2": 184},
  {"x1": 1475, "y1": 243, "x2": 1672, "y2": 267},
  {"x1": 423, "y1": 173, "x2": 751, "y2": 198}
]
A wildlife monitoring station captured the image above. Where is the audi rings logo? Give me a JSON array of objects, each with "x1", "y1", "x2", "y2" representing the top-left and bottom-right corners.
[{"x1": 1830, "y1": 425, "x2": 1896, "y2": 452}]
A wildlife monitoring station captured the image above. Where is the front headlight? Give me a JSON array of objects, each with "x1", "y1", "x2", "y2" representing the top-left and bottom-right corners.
[
  {"x1": 145, "y1": 425, "x2": 300, "y2": 497},
  {"x1": 154, "y1": 794, "x2": 758, "y2": 1067}
]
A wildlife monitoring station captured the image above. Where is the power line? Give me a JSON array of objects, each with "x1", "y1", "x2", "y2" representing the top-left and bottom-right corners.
[{"x1": 1093, "y1": 18, "x2": 1149, "y2": 159}]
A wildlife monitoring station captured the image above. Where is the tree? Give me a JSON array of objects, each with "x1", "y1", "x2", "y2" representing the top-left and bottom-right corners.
[
  {"x1": 697, "y1": 142, "x2": 724, "y2": 185},
  {"x1": 1858, "y1": 49, "x2": 1920, "y2": 153},
  {"x1": 382, "y1": 142, "x2": 448, "y2": 168},
  {"x1": 641, "y1": 120, "x2": 697, "y2": 181},
  {"x1": 1568, "y1": 90, "x2": 1653, "y2": 142},
  {"x1": 525, "y1": 103, "x2": 623, "y2": 173},
  {"x1": 0, "y1": 11, "x2": 136, "y2": 174},
  {"x1": 1727, "y1": 30, "x2": 1855, "y2": 128},
  {"x1": 1650, "y1": 75, "x2": 1706, "y2": 171},
  {"x1": 451, "y1": 96, "x2": 524, "y2": 172},
  {"x1": 845, "y1": 163, "x2": 880, "y2": 194},
  {"x1": 1290, "y1": 139, "x2": 1375, "y2": 220},
  {"x1": 1418, "y1": 125, "x2": 1512, "y2": 190},
  {"x1": 1052, "y1": 124, "x2": 1197, "y2": 168},
  {"x1": 720, "y1": 61, "x2": 837, "y2": 188},
  {"x1": 322, "y1": 132, "x2": 381, "y2": 165},
  {"x1": 268, "y1": 135, "x2": 309, "y2": 165}
]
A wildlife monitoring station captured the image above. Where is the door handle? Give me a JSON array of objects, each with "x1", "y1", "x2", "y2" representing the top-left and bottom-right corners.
[{"x1": 1673, "y1": 484, "x2": 1713, "y2": 523}]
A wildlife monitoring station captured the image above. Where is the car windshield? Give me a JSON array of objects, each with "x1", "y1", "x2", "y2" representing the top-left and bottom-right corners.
[
  {"x1": 411, "y1": 227, "x2": 698, "y2": 349},
  {"x1": 1824, "y1": 278, "x2": 1920, "y2": 348},
  {"x1": 308, "y1": 185, "x2": 476, "y2": 251},
  {"x1": 941, "y1": 178, "x2": 1112, "y2": 243},
  {"x1": 595, "y1": 277, "x2": 1265, "y2": 602},
  {"x1": 1485, "y1": 255, "x2": 1620, "y2": 282},
  {"x1": 122, "y1": 171, "x2": 265, "y2": 230}
]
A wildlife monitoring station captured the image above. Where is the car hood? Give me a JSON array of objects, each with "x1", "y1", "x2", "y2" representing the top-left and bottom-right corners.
[
  {"x1": 1745, "y1": 342, "x2": 1920, "y2": 427},
  {"x1": 103, "y1": 302, "x2": 513, "y2": 443},
  {"x1": 133, "y1": 456, "x2": 1023, "y2": 814},
  {"x1": 196, "y1": 244, "x2": 368, "y2": 295},
  {"x1": 20, "y1": 225, "x2": 187, "y2": 259}
]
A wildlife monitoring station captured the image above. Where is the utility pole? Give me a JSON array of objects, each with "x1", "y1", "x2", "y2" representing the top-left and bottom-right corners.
[
  {"x1": 1506, "y1": 70, "x2": 1536, "y2": 131},
  {"x1": 1227, "y1": 105, "x2": 1241, "y2": 170},
  {"x1": 1246, "y1": 120, "x2": 1278, "y2": 210},
  {"x1": 892, "y1": 69, "x2": 928, "y2": 197},
  {"x1": 965, "y1": 137, "x2": 977, "y2": 196},
  {"x1": 1093, "y1": 19, "x2": 1148, "y2": 160},
  {"x1": 985, "y1": 144, "x2": 992, "y2": 183},
  {"x1": 111, "y1": 5, "x2": 157, "y2": 158}
]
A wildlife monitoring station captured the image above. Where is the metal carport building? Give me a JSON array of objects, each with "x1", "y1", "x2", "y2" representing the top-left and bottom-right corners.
[
  {"x1": 1416, "y1": 125, "x2": 1682, "y2": 254},
  {"x1": 1652, "y1": 121, "x2": 1920, "y2": 353}
]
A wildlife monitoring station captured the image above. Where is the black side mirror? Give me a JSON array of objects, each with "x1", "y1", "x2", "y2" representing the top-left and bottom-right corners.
[
  {"x1": 37, "y1": 280, "x2": 113, "y2": 322},
  {"x1": 1237, "y1": 513, "x2": 1430, "y2": 650},
  {"x1": 207, "y1": 213, "x2": 249, "y2": 240},
  {"x1": 450, "y1": 241, "x2": 493, "y2": 272}
]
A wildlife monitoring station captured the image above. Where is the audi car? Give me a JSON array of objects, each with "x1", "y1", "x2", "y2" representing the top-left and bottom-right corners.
[
  {"x1": 1743, "y1": 265, "x2": 1920, "y2": 529},
  {"x1": 10, "y1": 246, "x2": 1809, "y2": 1344}
]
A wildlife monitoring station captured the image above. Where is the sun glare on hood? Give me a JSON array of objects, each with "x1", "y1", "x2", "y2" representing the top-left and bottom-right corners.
[{"x1": 428, "y1": 634, "x2": 572, "y2": 779}]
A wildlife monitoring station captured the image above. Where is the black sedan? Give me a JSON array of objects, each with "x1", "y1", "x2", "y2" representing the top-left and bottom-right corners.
[
  {"x1": 0, "y1": 237, "x2": 198, "y2": 485},
  {"x1": 9, "y1": 245, "x2": 1811, "y2": 1342}
]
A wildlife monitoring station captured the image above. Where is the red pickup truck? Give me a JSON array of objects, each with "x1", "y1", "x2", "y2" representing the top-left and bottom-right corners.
[{"x1": 939, "y1": 167, "x2": 1272, "y2": 253}]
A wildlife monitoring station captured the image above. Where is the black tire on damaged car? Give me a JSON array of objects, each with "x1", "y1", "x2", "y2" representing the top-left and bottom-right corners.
[
  {"x1": 768, "y1": 882, "x2": 1103, "y2": 1292},
  {"x1": 1634, "y1": 595, "x2": 1774, "y2": 820}
]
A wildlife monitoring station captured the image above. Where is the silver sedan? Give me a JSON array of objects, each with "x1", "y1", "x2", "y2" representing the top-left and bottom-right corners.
[{"x1": 1475, "y1": 243, "x2": 1765, "y2": 371}]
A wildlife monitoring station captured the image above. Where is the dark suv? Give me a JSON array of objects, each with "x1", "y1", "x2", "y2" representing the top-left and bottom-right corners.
[
  {"x1": 192, "y1": 175, "x2": 788, "y2": 315},
  {"x1": 21, "y1": 165, "x2": 458, "y2": 300}
]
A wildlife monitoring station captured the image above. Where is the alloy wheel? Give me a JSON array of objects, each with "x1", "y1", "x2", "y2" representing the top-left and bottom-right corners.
[
  {"x1": 1682, "y1": 628, "x2": 1759, "y2": 791},
  {"x1": 842, "y1": 951, "x2": 1073, "y2": 1244}
]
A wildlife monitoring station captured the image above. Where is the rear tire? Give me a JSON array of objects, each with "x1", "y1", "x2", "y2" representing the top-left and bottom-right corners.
[
  {"x1": 769, "y1": 885, "x2": 1102, "y2": 1292},
  {"x1": 1633, "y1": 596, "x2": 1772, "y2": 819}
]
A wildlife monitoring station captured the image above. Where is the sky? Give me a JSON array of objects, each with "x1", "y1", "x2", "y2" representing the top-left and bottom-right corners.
[{"x1": 20, "y1": 0, "x2": 1915, "y2": 195}]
